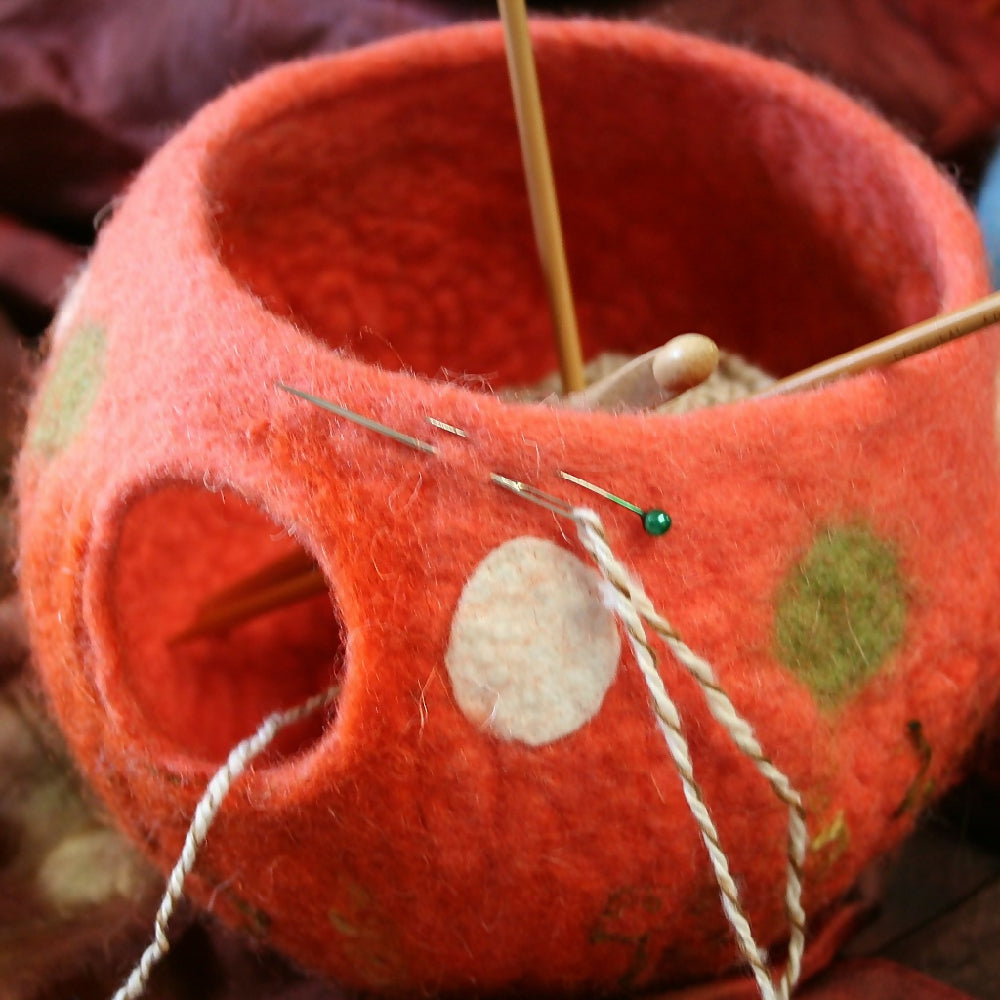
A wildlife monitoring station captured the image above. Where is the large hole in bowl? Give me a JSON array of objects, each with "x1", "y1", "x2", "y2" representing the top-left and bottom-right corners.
[
  {"x1": 203, "y1": 32, "x2": 942, "y2": 388},
  {"x1": 112, "y1": 483, "x2": 342, "y2": 765}
]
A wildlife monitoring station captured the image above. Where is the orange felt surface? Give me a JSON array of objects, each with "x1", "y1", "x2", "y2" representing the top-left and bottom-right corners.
[{"x1": 16, "y1": 19, "x2": 1000, "y2": 997}]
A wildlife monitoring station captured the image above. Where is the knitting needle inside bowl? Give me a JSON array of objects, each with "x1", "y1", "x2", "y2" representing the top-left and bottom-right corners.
[
  {"x1": 169, "y1": 0, "x2": 1000, "y2": 647},
  {"x1": 498, "y1": 0, "x2": 585, "y2": 394},
  {"x1": 170, "y1": 551, "x2": 324, "y2": 645},
  {"x1": 756, "y1": 288, "x2": 1000, "y2": 397},
  {"x1": 175, "y1": 3, "x2": 589, "y2": 643}
]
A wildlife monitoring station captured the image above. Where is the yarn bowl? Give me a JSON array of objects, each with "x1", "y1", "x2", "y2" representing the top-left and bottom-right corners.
[{"x1": 16, "y1": 19, "x2": 1000, "y2": 997}]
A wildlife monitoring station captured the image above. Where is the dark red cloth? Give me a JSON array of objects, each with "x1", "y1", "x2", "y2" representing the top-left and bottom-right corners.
[
  {"x1": 5, "y1": 0, "x2": 1000, "y2": 336},
  {"x1": 0, "y1": 0, "x2": 459, "y2": 333},
  {"x1": 645, "y1": 0, "x2": 1000, "y2": 155},
  {"x1": 801, "y1": 958, "x2": 978, "y2": 999}
]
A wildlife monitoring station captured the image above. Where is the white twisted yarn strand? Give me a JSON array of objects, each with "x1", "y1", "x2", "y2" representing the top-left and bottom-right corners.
[
  {"x1": 572, "y1": 507, "x2": 806, "y2": 1000},
  {"x1": 111, "y1": 685, "x2": 341, "y2": 1000},
  {"x1": 595, "y1": 569, "x2": 778, "y2": 1000},
  {"x1": 631, "y1": 583, "x2": 806, "y2": 997}
]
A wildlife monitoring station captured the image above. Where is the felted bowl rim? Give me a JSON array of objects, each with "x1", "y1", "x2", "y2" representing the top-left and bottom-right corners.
[{"x1": 115, "y1": 17, "x2": 990, "y2": 407}]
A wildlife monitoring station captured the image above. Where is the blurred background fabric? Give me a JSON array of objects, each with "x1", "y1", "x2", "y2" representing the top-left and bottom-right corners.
[{"x1": 3, "y1": 0, "x2": 1000, "y2": 339}]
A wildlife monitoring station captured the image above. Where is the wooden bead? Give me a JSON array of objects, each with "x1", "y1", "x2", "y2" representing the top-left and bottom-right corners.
[{"x1": 651, "y1": 333, "x2": 720, "y2": 393}]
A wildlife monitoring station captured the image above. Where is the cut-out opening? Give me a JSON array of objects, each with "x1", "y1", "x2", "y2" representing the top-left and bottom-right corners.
[
  {"x1": 111, "y1": 482, "x2": 343, "y2": 766},
  {"x1": 203, "y1": 31, "x2": 943, "y2": 388}
]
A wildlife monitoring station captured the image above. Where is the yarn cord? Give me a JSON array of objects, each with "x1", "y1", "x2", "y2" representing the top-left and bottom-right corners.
[
  {"x1": 572, "y1": 508, "x2": 806, "y2": 1000},
  {"x1": 110, "y1": 685, "x2": 341, "y2": 1000}
]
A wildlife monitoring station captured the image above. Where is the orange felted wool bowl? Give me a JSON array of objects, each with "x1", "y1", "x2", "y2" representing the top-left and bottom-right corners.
[{"x1": 16, "y1": 18, "x2": 1000, "y2": 998}]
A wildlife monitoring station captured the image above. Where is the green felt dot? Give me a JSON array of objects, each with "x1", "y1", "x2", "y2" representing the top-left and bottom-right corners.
[
  {"x1": 29, "y1": 322, "x2": 106, "y2": 458},
  {"x1": 774, "y1": 523, "x2": 907, "y2": 706}
]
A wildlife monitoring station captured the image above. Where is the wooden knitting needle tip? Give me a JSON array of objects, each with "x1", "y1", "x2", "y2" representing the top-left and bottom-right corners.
[
  {"x1": 758, "y1": 288, "x2": 1000, "y2": 397},
  {"x1": 498, "y1": 0, "x2": 585, "y2": 394},
  {"x1": 570, "y1": 333, "x2": 720, "y2": 410},
  {"x1": 651, "y1": 333, "x2": 720, "y2": 395}
]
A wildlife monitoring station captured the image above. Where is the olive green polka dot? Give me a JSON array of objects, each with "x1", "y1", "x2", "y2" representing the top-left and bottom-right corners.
[
  {"x1": 774, "y1": 524, "x2": 907, "y2": 706},
  {"x1": 29, "y1": 322, "x2": 106, "y2": 458}
]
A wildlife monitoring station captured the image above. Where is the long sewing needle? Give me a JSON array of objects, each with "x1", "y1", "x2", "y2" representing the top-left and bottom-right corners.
[
  {"x1": 498, "y1": 0, "x2": 586, "y2": 394},
  {"x1": 277, "y1": 383, "x2": 437, "y2": 453}
]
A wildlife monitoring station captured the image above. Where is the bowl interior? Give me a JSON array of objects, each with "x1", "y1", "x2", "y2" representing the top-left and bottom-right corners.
[{"x1": 204, "y1": 31, "x2": 943, "y2": 387}]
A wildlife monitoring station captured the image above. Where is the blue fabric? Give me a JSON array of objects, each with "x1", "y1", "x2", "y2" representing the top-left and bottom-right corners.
[{"x1": 976, "y1": 143, "x2": 1000, "y2": 288}]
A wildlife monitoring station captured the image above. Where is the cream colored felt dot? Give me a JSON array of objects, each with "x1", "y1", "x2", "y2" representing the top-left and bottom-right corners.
[{"x1": 446, "y1": 536, "x2": 621, "y2": 746}]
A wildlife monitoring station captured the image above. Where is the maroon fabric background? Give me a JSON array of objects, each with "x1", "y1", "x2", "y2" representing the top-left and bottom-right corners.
[{"x1": 4, "y1": 0, "x2": 1000, "y2": 338}]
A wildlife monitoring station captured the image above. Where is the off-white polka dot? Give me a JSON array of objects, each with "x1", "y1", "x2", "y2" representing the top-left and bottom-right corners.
[{"x1": 446, "y1": 536, "x2": 620, "y2": 746}]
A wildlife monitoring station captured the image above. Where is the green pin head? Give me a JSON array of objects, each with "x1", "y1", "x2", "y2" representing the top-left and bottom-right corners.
[
  {"x1": 558, "y1": 472, "x2": 671, "y2": 537},
  {"x1": 642, "y1": 509, "x2": 672, "y2": 536}
]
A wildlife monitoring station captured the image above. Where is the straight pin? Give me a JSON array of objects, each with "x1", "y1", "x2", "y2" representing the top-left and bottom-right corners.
[
  {"x1": 277, "y1": 383, "x2": 437, "y2": 454},
  {"x1": 559, "y1": 471, "x2": 671, "y2": 536}
]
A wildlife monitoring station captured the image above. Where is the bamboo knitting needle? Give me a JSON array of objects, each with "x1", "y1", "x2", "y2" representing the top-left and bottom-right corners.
[
  {"x1": 757, "y1": 288, "x2": 1000, "y2": 397},
  {"x1": 193, "y1": 549, "x2": 317, "y2": 614},
  {"x1": 498, "y1": 0, "x2": 586, "y2": 394},
  {"x1": 170, "y1": 563, "x2": 325, "y2": 644}
]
